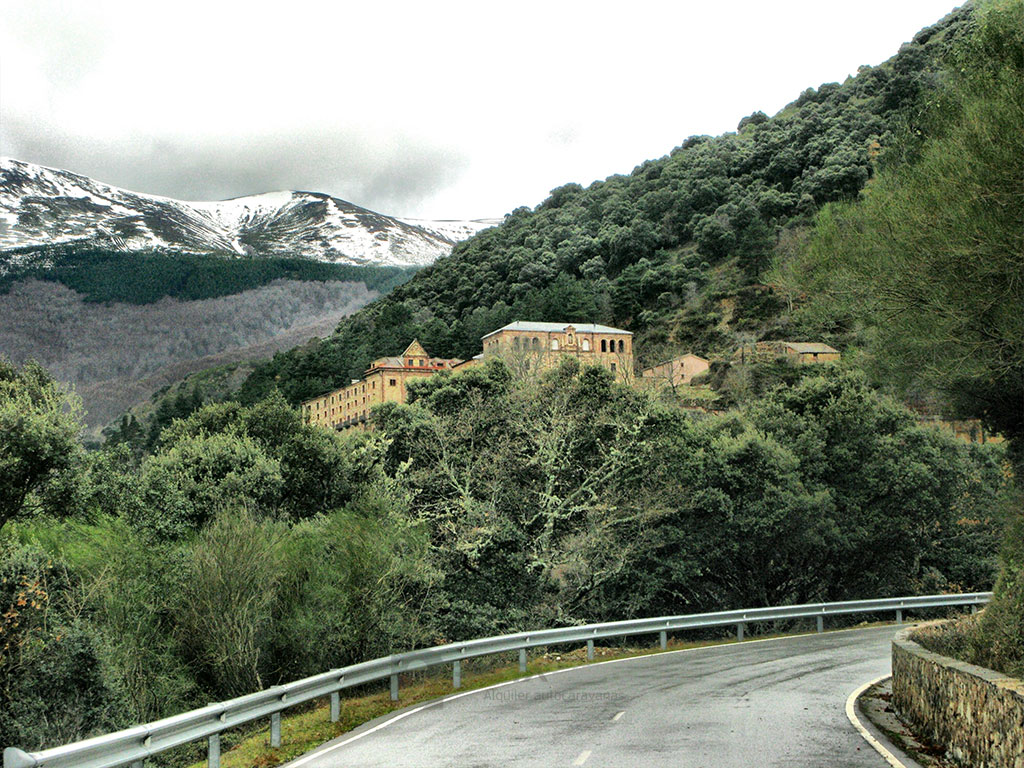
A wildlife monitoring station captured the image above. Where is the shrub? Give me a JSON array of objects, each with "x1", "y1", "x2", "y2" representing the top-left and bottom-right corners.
[
  {"x1": 0, "y1": 541, "x2": 122, "y2": 750},
  {"x1": 174, "y1": 510, "x2": 286, "y2": 698}
]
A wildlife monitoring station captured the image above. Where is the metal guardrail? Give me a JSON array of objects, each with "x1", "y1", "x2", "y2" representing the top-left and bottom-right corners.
[{"x1": 3, "y1": 591, "x2": 991, "y2": 768}]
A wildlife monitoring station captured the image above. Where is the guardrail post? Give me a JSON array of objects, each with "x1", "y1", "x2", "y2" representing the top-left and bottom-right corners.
[
  {"x1": 586, "y1": 639, "x2": 594, "y2": 661},
  {"x1": 971, "y1": 604, "x2": 979, "y2": 615},
  {"x1": 736, "y1": 622, "x2": 746, "y2": 641},
  {"x1": 896, "y1": 609, "x2": 903, "y2": 624},
  {"x1": 453, "y1": 660, "x2": 462, "y2": 689},
  {"x1": 519, "y1": 648, "x2": 527, "y2": 673},
  {"x1": 390, "y1": 673, "x2": 399, "y2": 701},
  {"x1": 816, "y1": 616, "x2": 824, "y2": 633},
  {"x1": 270, "y1": 712, "x2": 281, "y2": 747},
  {"x1": 4, "y1": 749, "x2": 38, "y2": 768},
  {"x1": 659, "y1": 630, "x2": 667, "y2": 650},
  {"x1": 208, "y1": 733, "x2": 220, "y2": 768},
  {"x1": 330, "y1": 691, "x2": 341, "y2": 722}
]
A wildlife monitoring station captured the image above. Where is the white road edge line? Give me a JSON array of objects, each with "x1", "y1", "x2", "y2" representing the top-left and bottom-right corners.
[
  {"x1": 612, "y1": 710, "x2": 625, "y2": 721},
  {"x1": 845, "y1": 675, "x2": 910, "y2": 768},
  {"x1": 573, "y1": 749, "x2": 592, "y2": 765},
  {"x1": 285, "y1": 625, "x2": 897, "y2": 768}
]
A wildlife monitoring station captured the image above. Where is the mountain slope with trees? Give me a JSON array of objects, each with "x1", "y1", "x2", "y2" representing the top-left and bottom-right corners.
[
  {"x1": 779, "y1": 0, "x2": 1024, "y2": 675},
  {"x1": 238, "y1": 4, "x2": 975, "y2": 406},
  {"x1": 1, "y1": 357, "x2": 1007, "y2": 754}
]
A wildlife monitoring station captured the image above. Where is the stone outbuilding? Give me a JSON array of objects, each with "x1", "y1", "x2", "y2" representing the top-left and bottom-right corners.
[
  {"x1": 640, "y1": 353, "x2": 710, "y2": 387},
  {"x1": 738, "y1": 341, "x2": 841, "y2": 365}
]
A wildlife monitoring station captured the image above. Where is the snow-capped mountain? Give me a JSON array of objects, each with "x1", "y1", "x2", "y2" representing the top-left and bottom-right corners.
[{"x1": 0, "y1": 158, "x2": 497, "y2": 268}]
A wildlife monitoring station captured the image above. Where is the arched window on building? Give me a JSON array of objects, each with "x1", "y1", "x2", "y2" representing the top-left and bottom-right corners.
[
  {"x1": 551, "y1": 338, "x2": 559, "y2": 351},
  {"x1": 532, "y1": 337, "x2": 540, "y2": 349},
  {"x1": 581, "y1": 338, "x2": 591, "y2": 351},
  {"x1": 513, "y1": 336, "x2": 520, "y2": 349},
  {"x1": 601, "y1": 339, "x2": 607, "y2": 352},
  {"x1": 618, "y1": 339, "x2": 625, "y2": 353}
]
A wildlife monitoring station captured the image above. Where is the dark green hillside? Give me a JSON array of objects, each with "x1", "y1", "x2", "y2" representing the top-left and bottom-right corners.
[
  {"x1": 238, "y1": 5, "x2": 974, "y2": 406},
  {"x1": 0, "y1": 245, "x2": 414, "y2": 305}
]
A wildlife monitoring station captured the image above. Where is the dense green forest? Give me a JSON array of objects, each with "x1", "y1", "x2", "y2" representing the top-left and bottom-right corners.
[
  {"x1": 238, "y1": 4, "x2": 974, "y2": 407},
  {"x1": 0, "y1": 245, "x2": 414, "y2": 304},
  {"x1": 780, "y1": 0, "x2": 1024, "y2": 679},
  {"x1": 0, "y1": 358, "x2": 1008, "y2": 753},
  {"x1": 3, "y1": 0, "x2": 1023, "y2": 760}
]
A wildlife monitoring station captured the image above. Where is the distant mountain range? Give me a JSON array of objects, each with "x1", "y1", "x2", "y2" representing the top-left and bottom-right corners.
[
  {"x1": 0, "y1": 157, "x2": 499, "y2": 435},
  {"x1": 0, "y1": 157, "x2": 498, "y2": 268}
]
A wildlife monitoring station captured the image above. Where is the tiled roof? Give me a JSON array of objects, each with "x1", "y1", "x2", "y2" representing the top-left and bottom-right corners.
[{"x1": 482, "y1": 321, "x2": 631, "y2": 339}]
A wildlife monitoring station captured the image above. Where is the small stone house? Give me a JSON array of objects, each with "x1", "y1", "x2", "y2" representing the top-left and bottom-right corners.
[
  {"x1": 640, "y1": 353, "x2": 710, "y2": 387},
  {"x1": 739, "y1": 341, "x2": 841, "y2": 365}
]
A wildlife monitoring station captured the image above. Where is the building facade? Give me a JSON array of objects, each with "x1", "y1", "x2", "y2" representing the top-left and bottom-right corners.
[
  {"x1": 302, "y1": 340, "x2": 461, "y2": 429},
  {"x1": 302, "y1": 322, "x2": 634, "y2": 430},
  {"x1": 480, "y1": 321, "x2": 633, "y2": 381}
]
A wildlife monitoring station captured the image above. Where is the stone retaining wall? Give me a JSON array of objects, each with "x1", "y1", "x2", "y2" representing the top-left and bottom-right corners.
[{"x1": 892, "y1": 627, "x2": 1024, "y2": 768}]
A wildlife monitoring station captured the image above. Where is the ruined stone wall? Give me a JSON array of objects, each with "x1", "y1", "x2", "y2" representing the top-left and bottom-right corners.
[{"x1": 892, "y1": 627, "x2": 1024, "y2": 768}]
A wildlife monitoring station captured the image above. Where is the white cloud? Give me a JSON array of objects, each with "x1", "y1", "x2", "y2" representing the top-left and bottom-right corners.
[{"x1": 0, "y1": 0, "x2": 962, "y2": 218}]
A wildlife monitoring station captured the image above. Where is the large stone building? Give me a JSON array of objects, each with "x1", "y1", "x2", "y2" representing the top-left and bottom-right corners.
[
  {"x1": 302, "y1": 321, "x2": 634, "y2": 430},
  {"x1": 302, "y1": 340, "x2": 461, "y2": 429},
  {"x1": 479, "y1": 321, "x2": 633, "y2": 380}
]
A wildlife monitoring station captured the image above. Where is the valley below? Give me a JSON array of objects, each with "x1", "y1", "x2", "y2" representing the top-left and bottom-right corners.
[{"x1": 0, "y1": 278, "x2": 376, "y2": 435}]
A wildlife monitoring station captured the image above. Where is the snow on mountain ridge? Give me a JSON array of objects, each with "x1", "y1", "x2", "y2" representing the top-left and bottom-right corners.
[
  {"x1": 400, "y1": 217, "x2": 503, "y2": 243},
  {"x1": 0, "y1": 158, "x2": 491, "y2": 267}
]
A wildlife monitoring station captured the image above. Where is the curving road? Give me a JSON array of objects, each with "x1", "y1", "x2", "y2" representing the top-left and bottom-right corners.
[{"x1": 285, "y1": 625, "x2": 902, "y2": 768}]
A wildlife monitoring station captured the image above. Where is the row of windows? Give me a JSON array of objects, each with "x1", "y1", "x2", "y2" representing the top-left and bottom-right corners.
[
  {"x1": 507, "y1": 335, "x2": 626, "y2": 353},
  {"x1": 403, "y1": 358, "x2": 447, "y2": 368},
  {"x1": 512, "y1": 336, "x2": 543, "y2": 350},
  {"x1": 307, "y1": 374, "x2": 404, "y2": 415}
]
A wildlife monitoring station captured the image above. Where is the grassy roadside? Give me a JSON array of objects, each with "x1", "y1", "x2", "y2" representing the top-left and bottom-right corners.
[
  {"x1": 184, "y1": 642, "x2": 706, "y2": 768},
  {"x1": 186, "y1": 620, "x2": 902, "y2": 768}
]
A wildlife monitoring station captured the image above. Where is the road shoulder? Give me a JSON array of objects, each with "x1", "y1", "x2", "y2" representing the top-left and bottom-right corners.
[{"x1": 850, "y1": 675, "x2": 953, "y2": 768}]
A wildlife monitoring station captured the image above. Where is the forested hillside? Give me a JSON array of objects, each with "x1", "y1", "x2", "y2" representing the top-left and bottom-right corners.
[
  {"x1": 239, "y1": 4, "x2": 973, "y2": 406},
  {"x1": 780, "y1": 0, "x2": 1024, "y2": 678},
  {"x1": 0, "y1": 245, "x2": 413, "y2": 304}
]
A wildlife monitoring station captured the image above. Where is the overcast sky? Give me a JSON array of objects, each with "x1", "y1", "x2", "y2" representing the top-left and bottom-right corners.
[{"x1": 0, "y1": 1, "x2": 961, "y2": 219}]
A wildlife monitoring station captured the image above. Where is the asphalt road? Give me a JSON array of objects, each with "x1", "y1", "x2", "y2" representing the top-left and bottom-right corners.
[{"x1": 285, "y1": 625, "x2": 900, "y2": 768}]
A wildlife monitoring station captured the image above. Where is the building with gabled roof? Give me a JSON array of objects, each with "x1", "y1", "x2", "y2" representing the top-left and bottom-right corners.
[
  {"x1": 303, "y1": 320, "x2": 635, "y2": 430},
  {"x1": 482, "y1": 321, "x2": 632, "y2": 337},
  {"x1": 302, "y1": 340, "x2": 462, "y2": 429},
  {"x1": 641, "y1": 353, "x2": 710, "y2": 388}
]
